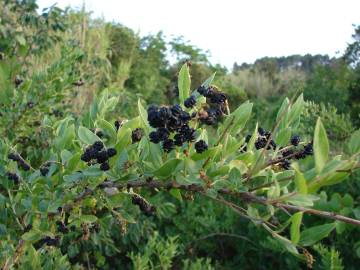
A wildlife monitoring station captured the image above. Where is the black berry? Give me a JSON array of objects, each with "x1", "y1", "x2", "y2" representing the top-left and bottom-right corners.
[
  {"x1": 184, "y1": 95, "x2": 196, "y2": 108},
  {"x1": 93, "y1": 141, "x2": 104, "y2": 151},
  {"x1": 290, "y1": 135, "x2": 300, "y2": 146},
  {"x1": 107, "y1": 148, "x2": 117, "y2": 157},
  {"x1": 96, "y1": 150, "x2": 109, "y2": 164},
  {"x1": 195, "y1": 140, "x2": 208, "y2": 153},
  {"x1": 100, "y1": 162, "x2": 110, "y2": 171},
  {"x1": 162, "y1": 139, "x2": 175, "y2": 152}
]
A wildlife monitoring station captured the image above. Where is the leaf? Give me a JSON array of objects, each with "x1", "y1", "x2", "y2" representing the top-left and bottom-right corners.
[
  {"x1": 273, "y1": 233, "x2": 299, "y2": 255},
  {"x1": 286, "y1": 194, "x2": 318, "y2": 207},
  {"x1": 288, "y1": 94, "x2": 304, "y2": 125},
  {"x1": 178, "y1": 63, "x2": 191, "y2": 105},
  {"x1": 169, "y1": 189, "x2": 182, "y2": 201},
  {"x1": 314, "y1": 118, "x2": 329, "y2": 173},
  {"x1": 290, "y1": 212, "x2": 303, "y2": 244},
  {"x1": 22, "y1": 231, "x2": 42, "y2": 242},
  {"x1": 79, "y1": 215, "x2": 98, "y2": 223},
  {"x1": 299, "y1": 223, "x2": 335, "y2": 246},
  {"x1": 224, "y1": 102, "x2": 253, "y2": 136},
  {"x1": 63, "y1": 172, "x2": 83, "y2": 183},
  {"x1": 201, "y1": 72, "x2": 216, "y2": 88},
  {"x1": 348, "y1": 129, "x2": 360, "y2": 155},
  {"x1": 96, "y1": 119, "x2": 117, "y2": 141},
  {"x1": 60, "y1": 149, "x2": 73, "y2": 164},
  {"x1": 276, "y1": 98, "x2": 290, "y2": 129},
  {"x1": 292, "y1": 164, "x2": 307, "y2": 194},
  {"x1": 153, "y1": 159, "x2": 182, "y2": 179},
  {"x1": 138, "y1": 99, "x2": 150, "y2": 132},
  {"x1": 275, "y1": 127, "x2": 291, "y2": 147},
  {"x1": 78, "y1": 126, "x2": 101, "y2": 145}
]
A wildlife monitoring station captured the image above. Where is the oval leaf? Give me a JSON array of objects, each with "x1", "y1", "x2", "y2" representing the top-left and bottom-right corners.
[
  {"x1": 299, "y1": 223, "x2": 335, "y2": 246},
  {"x1": 178, "y1": 63, "x2": 191, "y2": 105},
  {"x1": 314, "y1": 118, "x2": 329, "y2": 173},
  {"x1": 78, "y1": 126, "x2": 101, "y2": 145}
]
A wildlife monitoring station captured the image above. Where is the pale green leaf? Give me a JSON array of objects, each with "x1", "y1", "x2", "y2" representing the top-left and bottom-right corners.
[
  {"x1": 290, "y1": 212, "x2": 303, "y2": 244},
  {"x1": 314, "y1": 118, "x2": 329, "y2": 173},
  {"x1": 78, "y1": 126, "x2": 101, "y2": 145},
  {"x1": 178, "y1": 63, "x2": 191, "y2": 105}
]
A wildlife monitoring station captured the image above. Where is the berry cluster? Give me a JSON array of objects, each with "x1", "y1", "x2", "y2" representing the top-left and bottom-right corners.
[
  {"x1": 242, "y1": 127, "x2": 276, "y2": 152},
  {"x1": 80, "y1": 141, "x2": 117, "y2": 171},
  {"x1": 131, "y1": 128, "x2": 143, "y2": 143},
  {"x1": 131, "y1": 194, "x2": 156, "y2": 216},
  {"x1": 278, "y1": 135, "x2": 313, "y2": 170},
  {"x1": 147, "y1": 104, "x2": 196, "y2": 152},
  {"x1": 6, "y1": 172, "x2": 20, "y2": 184},
  {"x1": 8, "y1": 152, "x2": 30, "y2": 171},
  {"x1": 197, "y1": 86, "x2": 227, "y2": 126}
]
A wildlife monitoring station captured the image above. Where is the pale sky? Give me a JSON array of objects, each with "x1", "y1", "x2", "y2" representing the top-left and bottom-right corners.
[{"x1": 37, "y1": 0, "x2": 360, "y2": 68}]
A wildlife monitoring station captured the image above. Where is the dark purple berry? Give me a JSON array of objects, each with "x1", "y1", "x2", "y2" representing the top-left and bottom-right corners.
[
  {"x1": 162, "y1": 139, "x2": 175, "y2": 152},
  {"x1": 93, "y1": 141, "x2": 104, "y2": 151},
  {"x1": 96, "y1": 150, "x2": 109, "y2": 163},
  {"x1": 184, "y1": 95, "x2": 196, "y2": 108},
  {"x1": 100, "y1": 162, "x2": 110, "y2": 171},
  {"x1": 149, "y1": 131, "x2": 161, "y2": 144},
  {"x1": 195, "y1": 140, "x2": 208, "y2": 153},
  {"x1": 6, "y1": 172, "x2": 19, "y2": 184},
  {"x1": 290, "y1": 135, "x2": 300, "y2": 146},
  {"x1": 280, "y1": 160, "x2": 291, "y2": 170},
  {"x1": 107, "y1": 148, "x2": 117, "y2": 157}
]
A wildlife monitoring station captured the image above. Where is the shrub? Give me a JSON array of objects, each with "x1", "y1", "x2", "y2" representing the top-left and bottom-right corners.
[{"x1": 1, "y1": 64, "x2": 360, "y2": 269}]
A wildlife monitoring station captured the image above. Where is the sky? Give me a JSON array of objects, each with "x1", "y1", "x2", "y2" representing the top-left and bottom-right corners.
[{"x1": 37, "y1": 0, "x2": 360, "y2": 68}]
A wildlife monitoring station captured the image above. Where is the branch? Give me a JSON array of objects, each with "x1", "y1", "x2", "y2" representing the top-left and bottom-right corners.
[{"x1": 92, "y1": 178, "x2": 360, "y2": 227}]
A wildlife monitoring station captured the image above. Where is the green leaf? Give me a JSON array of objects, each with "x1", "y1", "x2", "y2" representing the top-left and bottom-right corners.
[
  {"x1": 292, "y1": 164, "x2": 307, "y2": 194},
  {"x1": 276, "y1": 98, "x2": 290, "y2": 129},
  {"x1": 224, "y1": 102, "x2": 253, "y2": 136},
  {"x1": 201, "y1": 72, "x2": 216, "y2": 88},
  {"x1": 286, "y1": 194, "x2": 318, "y2": 207},
  {"x1": 348, "y1": 129, "x2": 360, "y2": 155},
  {"x1": 275, "y1": 127, "x2": 291, "y2": 147},
  {"x1": 22, "y1": 231, "x2": 42, "y2": 242},
  {"x1": 153, "y1": 158, "x2": 182, "y2": 179},
  {"x1": 273, "y1": 233, "x2": 299, "y2": 255},
  {"x1": 79, "y1": 215, "x2": 98, "y2": 223},
  {"x1": 178, "y1": 63, "x2": 191, "y2": 105},
  {"x1": 169, "y1": 189, "x2": 182, "y2": 201},
  {"x1": 288, "y1": 94, "x2": 304, "y2": 125},
  {"x1": 96, "y1": 119, "x2": 117, "y2": 141},
  {"x1": 138, "y1": 99, "x2": 150, "y2": 132},
  {"x1": 314, "y1": 118, "x2": 329, "y2": 173},
  {"x1": 78, "y1": 126, "x2": 101, "y2": 145},
  {"x1": 299, "y1": 223, "x2": 335, "y2": 246},
  {"x1": 290, "y1": 212, "x2": 303, "y2": 244}
]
